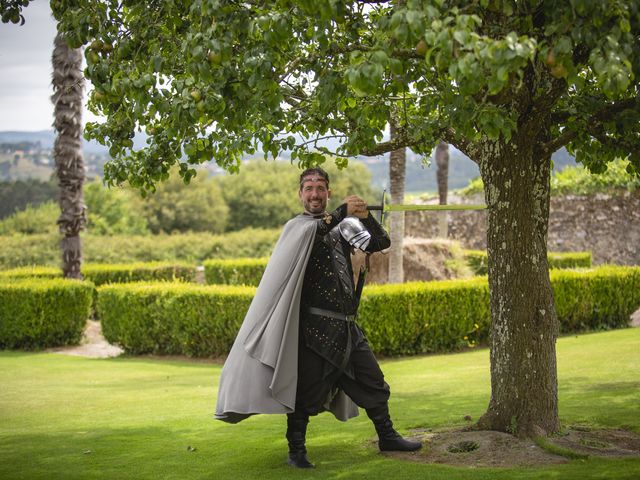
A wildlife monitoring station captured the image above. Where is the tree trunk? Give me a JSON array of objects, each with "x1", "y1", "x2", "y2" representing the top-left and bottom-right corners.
[
  {"x1": 476, "y1": 134, "x2": 560, "y2": 437},
  {"x1": 435, "y1": 141, "x2": 449, "y2": 238},
  {"x1": 388, "y1": 120, "x2": 406, "y2": 284},
  {"x1": 435, "y1": 141, "x2": 449, "y2": 205},
  {"x1": 52, "y1": 32, "x2": 86, "y2": 279}
]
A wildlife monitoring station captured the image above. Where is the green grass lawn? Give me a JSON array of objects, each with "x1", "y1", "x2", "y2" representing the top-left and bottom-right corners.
[{"x1": 1, "y1": 328, "x2": 639, "y2": 480}]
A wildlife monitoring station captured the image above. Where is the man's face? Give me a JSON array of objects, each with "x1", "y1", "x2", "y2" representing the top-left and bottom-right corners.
[{"x1": 299, "y1": 176, "x2": 331, "y2": 214}]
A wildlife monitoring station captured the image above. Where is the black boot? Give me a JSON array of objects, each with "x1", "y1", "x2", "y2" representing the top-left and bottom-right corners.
[
  {"x1": 367, "y1": 405, "x2": 422, "y2": 452},
  {"x1": 286, "y1": 412, "x2": 315, "y2": 468}
]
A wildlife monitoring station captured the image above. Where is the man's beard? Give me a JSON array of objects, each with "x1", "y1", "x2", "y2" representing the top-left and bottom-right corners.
[{"x1": 304, "y1": 198, "x2": 326, "y2": 214}]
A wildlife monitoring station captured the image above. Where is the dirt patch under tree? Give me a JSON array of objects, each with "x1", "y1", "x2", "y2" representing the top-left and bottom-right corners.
[{"x1": 379, "y1": 425, "x2": 640, "y2": 468}]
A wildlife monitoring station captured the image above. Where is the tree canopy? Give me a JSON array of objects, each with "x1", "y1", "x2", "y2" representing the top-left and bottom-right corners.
[{"x1": 52, "y1": 0, "x2": 639, "y2": 192}]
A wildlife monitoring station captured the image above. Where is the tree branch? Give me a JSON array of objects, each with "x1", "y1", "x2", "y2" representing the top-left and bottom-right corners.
[
  {"x1": 543, "y1": 97, "x2": 639, "y2": 155},
  {"x1": 360, "y1": 130, "x2": 411, "y2": 156},
  {"x1": 440, "y1": 127, "x2": 475, "y2": 160},
  {"x1": 590, "y1": 124, "x2": 640, "y2": 160},
  {"x1": 542, "y1": 129, "x2": 578, "y2": 155}
]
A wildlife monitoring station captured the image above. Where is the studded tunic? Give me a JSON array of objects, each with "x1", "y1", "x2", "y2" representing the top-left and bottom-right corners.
[{"x1": 299, "y1": 204, "x2": 390, "y2": 377}]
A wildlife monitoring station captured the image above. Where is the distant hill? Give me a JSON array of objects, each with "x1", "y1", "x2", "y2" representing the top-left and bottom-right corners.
[{"x1": 0, "y1": 130, "x2": 132, "y2": 154}]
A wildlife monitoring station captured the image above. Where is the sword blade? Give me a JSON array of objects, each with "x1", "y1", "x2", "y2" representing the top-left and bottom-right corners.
[{"x1": 368, "y1": 204, "x2": 486, "y2": 212}]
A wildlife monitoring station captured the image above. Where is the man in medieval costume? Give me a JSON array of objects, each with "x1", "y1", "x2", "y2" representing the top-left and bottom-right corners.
[{"x1": 215, "y1": 167, "x2": 422, "y2": 468}]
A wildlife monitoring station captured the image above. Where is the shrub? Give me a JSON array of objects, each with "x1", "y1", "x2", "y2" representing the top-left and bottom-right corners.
[
  {"x1": 0, "y1": 278, "x2": 94, "y2": 349},
  {"x1": 0, "y1": 229, "x2": 281, "y2": 268},
  {"x1": 95, "y1": 266, "x2": 640, "y2": 357},
  {"x1": 361, "y1": 266, "x2": 639, "y2": 355},
  {"x1": 203, "y1": 257, "x2": 268, "y2": 286},
  {"x1": 84, "y1": 180, "x2": 149, "y2": 235},
  {"x1": 84, "y1": 263, "x2": 195, "y2": 284},
  {"x1": 463, "y1": 250, "x2": 592, "y2": 276},
  {"x1": 459, "y1": 159, "x2": 640, "y2": 197},
  {"x1": 97, "y1": 282, "x2": 254, "y2": 357},
  {"x1": 0, "y1": 201, "x2": 59, "y2": 235},
  {"x1": 359, "y1": 278, "x2": 491, "y2": 355},
  {"x1": 551, "y1": 266, "x2": 640, "y2": 332},
  {"x1": 548, "y1": 252, "x2": 593, "y2": 270},
  {"x1": 551, "y1": 158, "x2": 640, "y2": 195},
  {"x1": 218, "y1": 159, "x2": 378, "y2": 231},
  {"x1": 0, "y1": 233, "x2": 60, "y2": 267},
  {"x1": 0, "y1": 262, "x2": 196, "y2": 285},
  {"x1": 139, "y1": 167, "x2": 229, "y2": 234},
  {"x1": 458, "y1": 177, "x2": 484, "y2": 196}
]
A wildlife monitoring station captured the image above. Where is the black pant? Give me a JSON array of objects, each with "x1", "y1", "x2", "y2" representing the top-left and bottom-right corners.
[{"x1": 295, "y1": 323, "x2": 390, "y2": 415}]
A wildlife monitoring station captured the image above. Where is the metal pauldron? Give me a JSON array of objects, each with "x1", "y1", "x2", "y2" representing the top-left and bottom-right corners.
[{"x1": 338, "y1": 216, "x2": 371, "y2": 251}]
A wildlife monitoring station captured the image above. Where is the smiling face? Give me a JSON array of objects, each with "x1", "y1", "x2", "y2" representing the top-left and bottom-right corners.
[{"x1": 299, "y1": 176, "x2": 331, "y2": 215}]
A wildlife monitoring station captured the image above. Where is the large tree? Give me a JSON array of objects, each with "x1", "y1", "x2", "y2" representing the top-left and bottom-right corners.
[{"x1": 53, "y1": 0, "x2": 640, "y2": 437}]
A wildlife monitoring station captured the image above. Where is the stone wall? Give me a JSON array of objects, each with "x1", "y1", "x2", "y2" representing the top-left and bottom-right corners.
[{"x1": 404, "y1": 191, "x2": 640, "y2": 265}]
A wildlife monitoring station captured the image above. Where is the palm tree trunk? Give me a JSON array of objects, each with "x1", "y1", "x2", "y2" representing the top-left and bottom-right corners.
[
  {"x1": 435, "y1": 141, "x2": 449, "y2": 238},
  {"x1": 435, "y1": 141, "x2": 449, "y2": 205},
  {"x1": 388, "y1": 119, "x2": 406, "y2": 283},
  {"x1": 51, "y1": 32, "x2": 86, "y2": 279}
]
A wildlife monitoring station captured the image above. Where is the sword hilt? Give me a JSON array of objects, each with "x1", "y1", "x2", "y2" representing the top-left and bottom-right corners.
[{"x1": 366, "y1": 189, "x2": 386, "y2": 223}]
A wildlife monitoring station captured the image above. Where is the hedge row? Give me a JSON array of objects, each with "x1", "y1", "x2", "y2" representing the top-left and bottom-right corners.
[
  {"x1": 0, "y1": 278, "x2": 94, "y2": 349},
  {"x1": 551, "y1": 266, "x2": 640, "y2": 332},
  {"x1": 0, "y1": 229, "x2": 280, "y2": 268},
  {"x1": 361, "y1": 266, "x2": 639, "y2": 355},
  {"x1": 203, "y1": 257, "x2": 269, "y2": 286},
  {"x1": 97, "y1": 283, "x2": 254, "y2": 357},
  {"x1": 97, "y1": 266, "x2": 640, "y2": 357},
  {"x1": 359, "y1": 278, "x2": 490, "y2": 355},
  {"x1": 463, "y1": 250, "x2": 592, "y2": 276},
  {"x1": 0, "y1": 262, "x2": 196, "y2": 285}
]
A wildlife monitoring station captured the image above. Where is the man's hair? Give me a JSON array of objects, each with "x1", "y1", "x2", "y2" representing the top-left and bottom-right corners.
[{"x1": 299, "y1": 167, "x2": 330, "y2": 189}]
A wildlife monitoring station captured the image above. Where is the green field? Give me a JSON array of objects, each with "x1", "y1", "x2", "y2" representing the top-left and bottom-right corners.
[{"x1": 1, "y1": 328, "x2": 639, "y2": 479}]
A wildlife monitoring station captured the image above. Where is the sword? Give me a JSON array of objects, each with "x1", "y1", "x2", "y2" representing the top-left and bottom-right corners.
[{"x1": 366, "y1": 190, "x2": 486, "y2": 223}]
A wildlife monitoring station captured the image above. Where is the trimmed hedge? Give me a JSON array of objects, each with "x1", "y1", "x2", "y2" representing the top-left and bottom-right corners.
[
  {"x1": 359, "y1": 278, "x2": 491, "y2": 355},
  {"x1": 0, "y1": 262, "x2": 196, "y2": 285},
  {"x1": 97, "y1": 283, "x2": 254, "y2": 357},
  {"x1": 96, "y1": 266, "x2": 640, "y2": 357},
  {"x1": 0, "y1": 278, "x2": 94, "y2": 349},
  {"x1": 203, "y1": 257, "x2": 269, "y2": 286},
  {"x1": 551, "y1": 266, "x2": 640, "y2": 332},
  {"x1": 464, "y1": 250, "x2": 592, "y2": 276},
  {"x1": 362, "y1": 266, "x2": 640, "y2": 355}
]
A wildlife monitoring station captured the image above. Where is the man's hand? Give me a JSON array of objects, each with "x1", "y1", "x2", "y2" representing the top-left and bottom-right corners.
[{"x1": 344, "y1": 195, "x2": 369, "y2": 219}]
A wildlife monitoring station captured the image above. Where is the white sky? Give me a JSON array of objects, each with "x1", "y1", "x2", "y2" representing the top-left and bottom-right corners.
[{"x1": 0, "y1": 1, "x2": 98, "y2": 131}]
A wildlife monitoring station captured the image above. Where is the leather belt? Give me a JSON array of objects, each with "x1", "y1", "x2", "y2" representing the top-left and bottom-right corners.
[{"x1": 306, "y1": 306, "x2": 356, "y2": 322}]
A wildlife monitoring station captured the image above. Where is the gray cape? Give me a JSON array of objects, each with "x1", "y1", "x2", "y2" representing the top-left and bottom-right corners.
[{"x1": 215, "y1": 214, "x2": 359, "y2": 423}]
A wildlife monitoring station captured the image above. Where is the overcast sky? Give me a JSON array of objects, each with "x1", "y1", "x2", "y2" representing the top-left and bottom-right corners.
[{"x1": 0, "y1": 1, "x2": 98, "y2": 132}]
